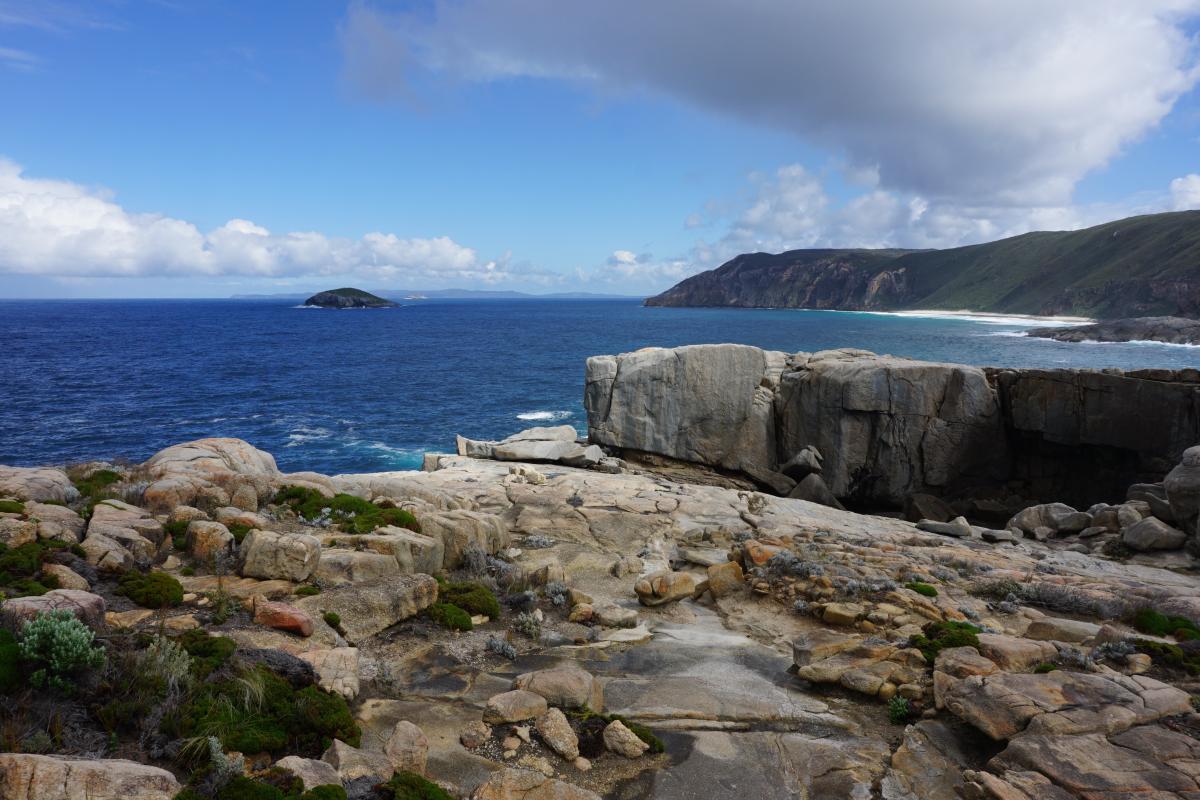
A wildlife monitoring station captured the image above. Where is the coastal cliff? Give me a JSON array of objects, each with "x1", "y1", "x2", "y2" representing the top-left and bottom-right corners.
[
  {"x1": 645, "y1": 210, "x2": 1200, "y2": 318},
  {"x1": 586, "y1": 344, "x2": 1200, "y2": 512}
]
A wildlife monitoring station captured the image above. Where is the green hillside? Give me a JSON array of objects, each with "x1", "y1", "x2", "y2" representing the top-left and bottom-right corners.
[{"x1": 646, "y1": 211, "x2": 1200, "y2": 318}]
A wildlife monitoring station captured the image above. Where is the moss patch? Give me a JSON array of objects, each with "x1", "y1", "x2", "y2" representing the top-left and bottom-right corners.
[
  {"x1": 439, "y1": 582, "x2": 500, "y2": 619},
  {"x1": 0, "y1": 500, "x2": 25, "y2": 514},
  {"x1": 170, "y1": 665, "x2": 359, "y2": 758},
  {"x1": 1133, "y1": 608, "x2": 1200, "y2": 641},
  {"x1": 177, "y1": 629, "x2": 236, "y2": 679},
  {"x1": 426, "y1": 602, "x2": 472, "y2": 631},
  {"x1": 273, "y1": 486, "x2": 420, "y2": 533},
  {"x1": 117, "y1": 571, "x2": 184, "y2": 608},
  {"x1": 904, "y1": 581, "x2": 938, "y2": 597},
  {"x1": 910, "y1": 621, "x2": 980, "y2": 663},
  {"x1": 383, "y1": 772, "x2": 453, "y2": 800}
]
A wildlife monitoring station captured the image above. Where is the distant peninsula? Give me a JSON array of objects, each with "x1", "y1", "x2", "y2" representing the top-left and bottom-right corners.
[
  {"x1": 645, "y1": 210, "x2": 1200, "y2": 319},
  {"x1": 1028, "y1": 315, "x2": 1200, "y2": 345},
  {"x1": 303, "y1": 287, "x2": 398, "y2": 308}
]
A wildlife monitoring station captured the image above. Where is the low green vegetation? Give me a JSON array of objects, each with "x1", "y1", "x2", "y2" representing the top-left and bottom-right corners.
[
  {"x1": 0, "y1": 499, "x2": 25, "y2": 514},
  {"x1": 273, "y1": 486, "x2": 420, "y2": 533},
  {"x1": 887, "y1": 695, "x2": 910, "y2": 724},
  {"x1": 227, "y1": 522, "x2": 252, "y2": 543},
  {"x1": 426, "y1": 602, "x2": 472, "y2": 631},
  {"x1": 0, "y1": 630, "x2": 20, "y2": 693},
  {"x1": 168, "y1": 665, "x2": 359, "y2": 758},
  {"x1": 19, "y1": 610, "x2": 106, "y2": 692},
  {"x1": 0, "y1": 539, "x2": 68, "y2": 598},
  {"x1": 439, "y1": 581, "x2": 500, "y2": 619},
  {"x1": 909, "y1": 620, "x2": 981, "y2": 663},
  {"x1": 1033, "y1": 662, "x2": 1058, "y2": 673},
  {"x1": 383, "y1": 771, "x2": 454, "y2": 800},
  {"x1": 117, "y1": 571, "x2": 184, "y2": 608},
  {"x1": 1134, "y1": 640, "x2": 1200, "y2": 675},
  {"x1": 164, "y1": 519, "x2": 190, "y2": 550},
  {"x1": 177, "y1": 629, "x2": 236, "y2": 678},
  {"x1": 904, "y1": 581, "x2": 938, "y2": 598},
  {"x1": 294, "y1": 585, "x2": 321, "y2": 597},
  {"x1": 322, "y1": 612, "x2": 341, "y2": 630},
  {"x1": 71, "y1": 469, "x2": 122, "y2": 516},
  {"x1": 1133, "y1": 607, "x2": 1200, "y2": 641},
  {"x1": 567, "y1": 707, "x2": 664, "y2": 756},
  {"x1": 95, "y1": 635, "x2": 192, "y2": 733}
]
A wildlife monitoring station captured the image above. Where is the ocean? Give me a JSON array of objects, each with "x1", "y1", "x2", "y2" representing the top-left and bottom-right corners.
[{"x1": 2, "y1": 298, "x2": 1197, "y2": 473}]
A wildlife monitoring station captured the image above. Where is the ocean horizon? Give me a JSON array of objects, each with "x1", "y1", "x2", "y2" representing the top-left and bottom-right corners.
[{"x1": 3, "y1": 297, "x2": 1197, "y2": 474}]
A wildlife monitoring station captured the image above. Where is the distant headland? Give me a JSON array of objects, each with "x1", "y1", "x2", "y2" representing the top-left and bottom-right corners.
[{"x1": 303, "y1": 287, "x2": 398, "y2": 308}]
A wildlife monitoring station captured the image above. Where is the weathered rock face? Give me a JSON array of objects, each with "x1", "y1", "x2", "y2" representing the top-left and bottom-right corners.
[
  {"x1": 777, "y1": 350, "x2": 1006, "y2": 504},
  {"x1": 0, "y1": 753, "x2": 180, "y2": 800},
  {"x1": 0, "y1": 589, "x2": 107, "y2": 631},
  {"x1": 583, "y1": 344, "x2": 1200, "y2": 509},
  {"x1": 294, "y1": 574, "x2": 437, "y2": 643},
  {"x1": 239, "y1": 529, "x2": 320, "y2": 582},
  {"x1": 586, "y1": 344, "x2": 787, "y2": 478},
  {"x1": 141, "y1": 437, "x2": 279, "y2": 512},
  {"x1": 0, "y1": 466, "x2": 78, "y2": 504}
]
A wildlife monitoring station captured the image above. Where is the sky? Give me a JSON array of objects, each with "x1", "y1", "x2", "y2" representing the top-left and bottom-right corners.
[{"x1": 0, "y1": 1, "x2": 1198, "y2": 298}]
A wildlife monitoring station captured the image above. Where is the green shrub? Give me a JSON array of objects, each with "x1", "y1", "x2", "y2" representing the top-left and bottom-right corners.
[
  {"x1": 0, "y1": 500, "x2": 24, "y2": 514},
  {"x1": 117, "y1": 571, "x2": 184, "y2": 608},
  {"x1": 1135, "y1": 639, "x2": 1200, "y2": 675},
  {"x1": 426, "y1": 602, "x2": 472, "y2": 631},
  {"x1": 910, "y1": 621, "x2": 980, "y2": 664},
  {"x1": 172, "y1": 665, "x2": 359, "y2": 758},
  {"x1": 227, "y1": 523, "x2": 252, "y2": 544},
  {"x1": 0, "y1": 540, "x2": 67, "y2": 592},
  {"x1": 1033, "y1": 662, "x2": 1058, "y2": 673},
  {"x1": 164, "y1": 520, "x2": 190, "y2": 550},
  {"x1": 174, "y1": 790, "x2": 208, "y2": 800},
  {"x1": 904, "y1": 582, "x2": 938, "y2": 598},
  {"x1": 301, "y1": 787, "x2": 347, "y2": 800},
  {"x1": 215, "y1": 776, "x2": 285, "y2": 800},
  {"x1": 1133, "y1": 607, "x2": 1200, "y2": 641},
  {"x1": 295, "y1": 585, "x2": 321, "y2": 597},
  {"x1": 0, "y1": 629, "x2": 20, "y2": 693},
  {"x1": 888, "y1": 695, "x2": 910, "y2": 724},
  {"x1": 322, "y1": 612, "x2": 341, "y2": 629},
  {"x1": 72, "y1": 469, "x2": 122, "y2": 516},
  {"x1": 566, "y1": 707, "x2": 664, "y2": 755},
  {"x1": 178, "y1": 629, "x2": 236, "y2": 678},
  {"x1": 440, "y1": 582, "x2": 500, "y2": 619},
  {"x1": 384, "y1": 771, "x2": 453, "y2": 800},
  {"x1": 181, "y1": 566, "x2": 195, "y2": 576},
  {"x1": 18, "y1": 610, "x2": 105, "y2": 692},
  {"x1": 273, "y1": 487, "x2": 420, "y2": 534},
  {"x1": 9, "y1": 578, "x2": 53, "y2": 597},
  {"x1": 95, "y1": 636, "x2": 193, "y2": 732}
]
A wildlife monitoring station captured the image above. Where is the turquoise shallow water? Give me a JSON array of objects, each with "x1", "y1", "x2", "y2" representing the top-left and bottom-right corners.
[{"x1": 1, "y1": 298, "x2": 1196, "y2": 472}]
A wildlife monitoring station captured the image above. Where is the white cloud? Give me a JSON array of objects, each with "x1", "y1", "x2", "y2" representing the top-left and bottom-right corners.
[
  {"x1": 343, "y1": 0, "x2": 1200, "y2": 208},
  {"x1": 1171, "y1": 174, "x2": 1200, "y2": 209},
  {"x1": 0, "y1": 158, "x2": 498, "y2": 282},
  {"x1": 0, "y1": 46, "x2": 38, "y2": 70}
]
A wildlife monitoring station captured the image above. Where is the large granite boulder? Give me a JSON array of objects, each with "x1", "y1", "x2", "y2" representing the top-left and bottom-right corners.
[
  {"x1": 0, "y1": 753, "x2": 180, "y2": 799},
  {"x1": 239, "y1": 529, "x2": 320, "y2": 581},
  {"x1": 1165, "y1": 444, "x2": 1200, "y2": 532},
  {"x1": 86, "y1": 501, "x2": 164, "y2": 564},
  {"x1": 418, "y1": 510, "x2": 509, "y2": 569},
  {"x1": 0, "y1": 466, "x2": 78, "y2": 504},
  {"x1": 294, "y1": 574, "x2": 437, "y2": 643},
  {"x1": 776, "y1": 350, "x2": 1005, "y2": 505},
  {"x1": 0, "y1": 589, "x2": 107, "y2": 631},
  {"x1": 141, "y1": 437, "x2": 279, "y2": 512},
  {"x1": 472, "y1": 768, "x2": 602, "y2": 800},
  {"x1": 586, "y1": 344, "x2": 786, "y2": 477}
]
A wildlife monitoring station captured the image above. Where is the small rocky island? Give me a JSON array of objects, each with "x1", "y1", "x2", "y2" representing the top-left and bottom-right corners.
[
  {"x1": 4, "y1": 346, "x2": 1200, "y2": 799},
  {"x1": 303, "y1": 287, "x2": 398, "y2": 309},
  {"x1": 1028, "y1": 315, "x2": 1200, "y2": 345}
]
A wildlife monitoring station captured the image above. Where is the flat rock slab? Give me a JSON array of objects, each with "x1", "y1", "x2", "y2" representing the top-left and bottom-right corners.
[
  {"x1": 599, "y1": 609, "x2": 850, "y2": 731},
  {"x1": 295, "y1": 573, "x2": 437, "y2": 643},
  {"x1": 941, "y1": 668, "x2": 1191, "y2": 740},
  {"x1": 645, "y1": 730, "x2": 889, "y2": 800},
  {"x1": 986, "y1": 724, "x2": 1200, "y2": 796}
]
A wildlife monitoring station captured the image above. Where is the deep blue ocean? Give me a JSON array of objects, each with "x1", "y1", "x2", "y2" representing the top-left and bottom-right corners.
[{"x1": 2, "y1": 298, "x2": 1198, "y2": 473}]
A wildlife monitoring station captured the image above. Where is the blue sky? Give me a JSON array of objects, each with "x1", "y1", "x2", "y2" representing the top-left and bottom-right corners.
[{"x1": 1, "y1": 0, "x2": 1198, "y2": 298}]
